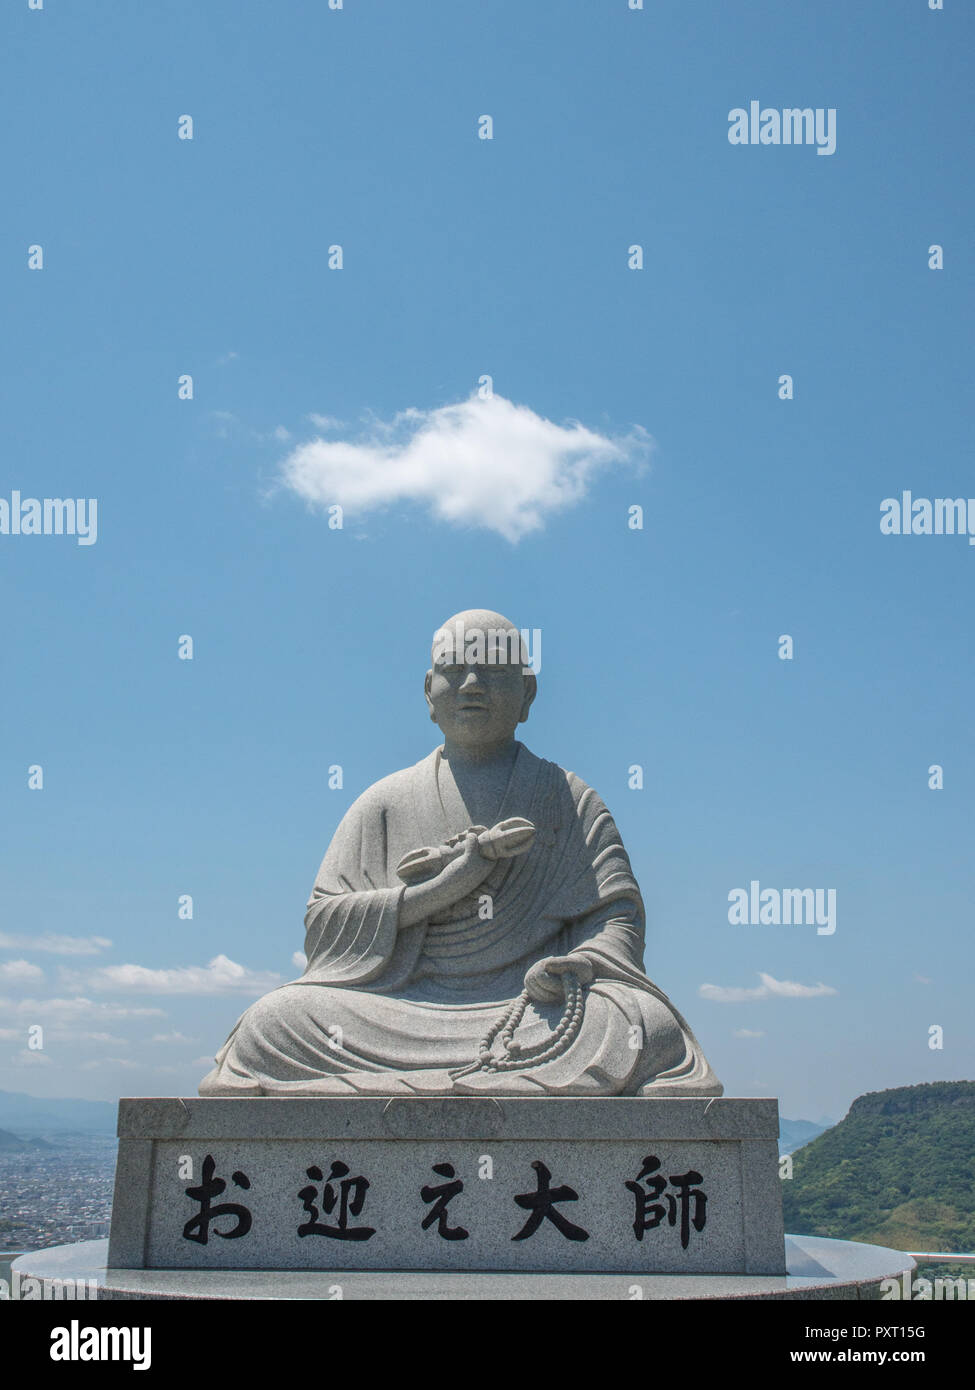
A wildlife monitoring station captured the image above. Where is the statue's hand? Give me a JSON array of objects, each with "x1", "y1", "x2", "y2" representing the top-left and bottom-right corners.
[
  {"x1": 398, "y1": 831, "x2": 496, "y2": 928},
  {"x1": 524, "y1": 954, "x2": 594, "y2": 1004},
  {"x1": 478, "y1": 818, "x2": 536, "y2": 861},
  {"x1": 396, "y1": 820, "x2": 533, "y2": 885}
]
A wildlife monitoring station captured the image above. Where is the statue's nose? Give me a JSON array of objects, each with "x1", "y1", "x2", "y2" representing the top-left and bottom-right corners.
[{"x1": 459, "y1": 668, "x2": 484, "y2": 691}]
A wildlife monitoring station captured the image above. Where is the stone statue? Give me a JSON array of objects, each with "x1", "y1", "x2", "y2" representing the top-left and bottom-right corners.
[{"x1": 199, "y1": 610, "x2": 722, "y2": 1098}]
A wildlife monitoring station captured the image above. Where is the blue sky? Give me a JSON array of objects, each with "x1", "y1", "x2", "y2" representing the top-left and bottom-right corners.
[{"x1": 1, "y1": 0, "x2": 972, "y2": 1122}]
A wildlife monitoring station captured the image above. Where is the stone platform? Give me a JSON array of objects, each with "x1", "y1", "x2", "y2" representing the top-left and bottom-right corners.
[
  {"x1": 12, "y1": 1235, "x2": 915, "y2": 1300},
  {"x1": 107, "y1": 1096, "x2": 785, "y2": 1276}
]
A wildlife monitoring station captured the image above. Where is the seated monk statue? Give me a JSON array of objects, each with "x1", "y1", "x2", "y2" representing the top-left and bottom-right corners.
[{"x1": 199, "y1": 610, "x2": 722, "y2": 1097}]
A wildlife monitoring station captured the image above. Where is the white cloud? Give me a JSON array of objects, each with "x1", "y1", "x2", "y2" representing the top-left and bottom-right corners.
[
  {"x1": 13, "y1": 1049, "x2": 52, "y2": 1066},
  {"x1": 149, "y1": 1031, "x2": 196, "y2": 1045},
  {"x1": 699, "y1": 972, "x2": 838, "y2": 1004},
  {"x1": 733, "y1": 1028, "x2": 766, "y2": 1039},
  {"x1": 306, "y1": 413, "x2": 345, "y2": 431},
  {"x1": 211, "y1": 412, "x2": 291, "y2": 445},
  {"x1": 212, "y1": 409, "x2": 237, "y2": 437},
  {"x1": 280, "y1": 394, "x2": 650, "y2": 542},
  {"x1": 0, "y1": 960, "x2": 44, "y2": 983},
  {"x1": 59, "y1": 1031, "x2": 128, "y2": 1046},
  {"x1": 291, "y1": 951, "x2": 307, "y2": 970},
  {"x1": 63, "y1": 954, "x2": 282, "y2": 997},
  {"x1": 79, "y1": 1058, "x2": 140, "y2": 1071},
  {"x1": 0, "y1": 996, "x2": 165, "y2": 1022},
  {"x1": 0, "y1": 932, "x2": 111, "y2": 956},
  {"x1": 21, "y1": 1028, "x2": 128, "y2": 1046}
]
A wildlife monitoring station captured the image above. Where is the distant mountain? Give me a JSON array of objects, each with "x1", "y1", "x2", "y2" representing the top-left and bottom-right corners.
[
  {"x1": 0, "y1": 1090, "x2": 117, "y2": 1136},
  {"x1": 779, "y1": 1117, "x2": 832, "y2": 1155},
  {"x1": 0, "y1": 1127, "x2": 57, "y2": 1152},
  {"x1": 782, "y1": 1081, "x2": 975, "y2": 1252}
]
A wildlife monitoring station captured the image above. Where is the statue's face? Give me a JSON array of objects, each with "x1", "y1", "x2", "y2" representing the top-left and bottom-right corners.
[{"x1": 425, "y1": 652, "x2": 535, "y2": 748}]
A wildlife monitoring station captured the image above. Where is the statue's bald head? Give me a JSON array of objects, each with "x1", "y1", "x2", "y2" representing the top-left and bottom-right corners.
[
  {"x1": 426, "y1": 608, "x2": 536, "y2": 746},
  {"x1": 431, "y1": 609, "x2": 530, "y2": 670}
]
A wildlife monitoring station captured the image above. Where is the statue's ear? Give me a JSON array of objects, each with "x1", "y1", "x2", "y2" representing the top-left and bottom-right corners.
[
  {"x1": 424, "y1": 670, "x2": 438, "y2": 723},
  {"x1": 518, "y1": 673, "x2": 537, "y2": 723}
]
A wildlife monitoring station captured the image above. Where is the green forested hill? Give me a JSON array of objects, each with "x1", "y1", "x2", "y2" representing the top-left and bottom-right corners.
[{"x1": 782, "y1": 1081, "x2": 975, "y2": 1252}]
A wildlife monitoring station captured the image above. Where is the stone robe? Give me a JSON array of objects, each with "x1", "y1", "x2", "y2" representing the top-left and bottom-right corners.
[{"x1": 199, "y1": 744, "x2": 721, "y2": 1096}]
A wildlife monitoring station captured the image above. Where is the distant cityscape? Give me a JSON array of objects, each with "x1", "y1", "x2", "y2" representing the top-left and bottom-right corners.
[{"x1": 0, "y1": 1133, "x2": 116, "y2": 1252}]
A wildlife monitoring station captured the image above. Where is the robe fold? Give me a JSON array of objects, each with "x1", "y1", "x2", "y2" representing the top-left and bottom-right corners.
[{"x1": 199, "y1": 744, "x2": 722, "y2": 1097}]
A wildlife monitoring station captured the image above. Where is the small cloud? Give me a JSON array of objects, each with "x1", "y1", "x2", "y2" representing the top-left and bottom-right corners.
[
  {"x1": 63, "y1": 954, "x2": 282, "y2": 997},
  {"x1": 0, "y1": 996, "x2": 165, "y2": 1022},
  {"x1": 307, "y1": 413, "x2": 346, "y2": 432},
  {"x1": 699, "y1": 972, "x2": 838, "y2": 1004},
  {"x1": 211, "y1": 409, "x2": 238, "y2": 439},
  {"x1": 913, "y1": 973, "x2": 933, "y2": 985},
  {"x1": 211, "y1": 411, "x2": 292, "y2": 446},
  {"x1": 44, "y1": 1029, "x2": 128, "y2": 1046},
  {"x1": 214, "y1": 350, "x2": 239, "y2": 366},
  {"x1": 149, "y1": 1031, "x2": 196, "y2": 1045},
  {"x1": 14, "y1": 1049, "x2": 52, "y2": 1066},
  {"x1": 0, "y1": 960, "x2": 44, "y2": 983},
  {"x1": 291, "y1": 951, "x2": 307, "y2": 971},
  {"x1": 733, "y1": 1028, "x2": 766, "y2": 1039},
  {"x1": 79, "y1": 1058, "x2": 140, "y2": 1071},
  {"x1": 0, "y1": 932, "x2": 111, "y2": 956},
  {"x1": 280, "y1": 394, "x2": 651, "y2": 542}
]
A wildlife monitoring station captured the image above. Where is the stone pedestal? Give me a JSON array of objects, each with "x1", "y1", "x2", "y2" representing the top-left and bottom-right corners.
[
  {"x1": 13, "y1": 1235, "x2": 914, "y2": 1300},
  {"x1": 107, "y1": 1096, "x2": 786, "y2": 1276}
]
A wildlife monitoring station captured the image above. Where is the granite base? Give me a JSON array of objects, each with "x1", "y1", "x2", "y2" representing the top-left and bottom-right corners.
[{"x1": 107, "y1": 1096, "x2": 785, "y2": 1276}]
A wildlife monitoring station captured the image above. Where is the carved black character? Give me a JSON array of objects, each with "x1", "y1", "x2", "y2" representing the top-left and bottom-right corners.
[
  {"x1": 625, "y1": 1155, "x2": 707, "y2": 1249},
  {"x1": 512, "y1": 1160, "x2": 588, "y2": 1242},
  {"x1": 421, "y1": 1162, "x2": 470, "y2": 1241},
  {"x1": 298, "y1": 1160, "x2": 376, "y2": 1241},
  {"x1": 182, "y1": 1155, "x2": 252, "y2": 1244}
]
